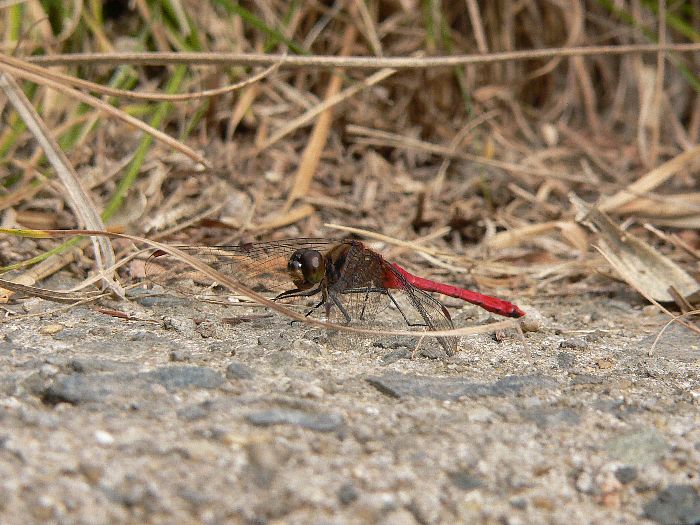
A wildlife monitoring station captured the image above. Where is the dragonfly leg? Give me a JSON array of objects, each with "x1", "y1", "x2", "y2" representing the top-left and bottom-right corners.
[
  {"x1": 384, "y1": 289, "x2": 428, "y2": 328},
  {"x1": 328, "y1": 292, "x2": 352, "y2": 323},
  {"x1": 304, "y1": 297, "x2": 327, "y2": 318},
  {"x1": 360, "y1": 287, "x2": 371, "y2": 320},
  {"x1": 274, "y1": 285, "x2": 321, "y2": 301},
  {"x1": 340, "y1": 286, "x2": 429, "y2": 327},
  {"x1": 275, "y1": 285, "x2": 323, "y2": 326}
]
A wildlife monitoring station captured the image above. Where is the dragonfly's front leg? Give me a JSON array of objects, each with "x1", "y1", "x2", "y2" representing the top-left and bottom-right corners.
[
  {"x1": 299, "y1": 287, "x2": 328, "y2": 318},
  {"x1": 274, "y1": 285, "x2": 325, "y2": 325},
  {"x1": 274, "y1": 285, "x2": 322, "y2": 301}
]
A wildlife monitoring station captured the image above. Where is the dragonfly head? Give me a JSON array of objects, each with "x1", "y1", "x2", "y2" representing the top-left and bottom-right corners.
[{"x1": 288, "y1": 249, "x2": 325, "y2": 289}]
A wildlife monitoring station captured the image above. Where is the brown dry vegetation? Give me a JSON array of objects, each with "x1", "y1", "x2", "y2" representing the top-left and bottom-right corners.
[{"x1": 0, "y1": 0, "x2": 699, "y2": 329}]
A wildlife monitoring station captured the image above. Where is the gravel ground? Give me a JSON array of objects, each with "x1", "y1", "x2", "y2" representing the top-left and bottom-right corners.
[{"x1": 0, "y1": 288, "x2": 699, "y2": 525}]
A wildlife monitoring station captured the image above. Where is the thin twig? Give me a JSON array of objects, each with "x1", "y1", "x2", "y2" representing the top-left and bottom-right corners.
[{"x1": 25, "y1": 43, "x2": 700, "y2": 69}]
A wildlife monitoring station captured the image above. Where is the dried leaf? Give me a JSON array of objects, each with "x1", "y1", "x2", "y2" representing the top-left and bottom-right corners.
[{"x1": 572, "y1": 194, "x2": 700, "y2": 302}]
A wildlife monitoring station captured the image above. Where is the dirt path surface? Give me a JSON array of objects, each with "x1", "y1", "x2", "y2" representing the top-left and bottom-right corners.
[{"x1": 0, "y1": 291, "x2": 698, "y2": 524}]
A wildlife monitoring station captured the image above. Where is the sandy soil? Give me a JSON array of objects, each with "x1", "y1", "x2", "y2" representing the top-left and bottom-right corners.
[{"x1": 0, "y1": 286, "x2": 698, "y2": 525}]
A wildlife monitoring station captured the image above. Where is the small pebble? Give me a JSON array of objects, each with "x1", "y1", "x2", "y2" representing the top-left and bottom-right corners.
[
  {"x1": 560, "y1": 338, "x2": 588, "y2": 350},
  {"x1": 510, "y1": 497, "x2": 528, "y2": 510},
  {"x1": 556, "y1": 352, "x2": 575, "y2": 369},
  {"x1": 94, "y1": 430, "x2": 114, "y2": 446},
  {"x1": 615, "y1": 466, "x2": 638, "y2": 484},
  {"x1": 40, "y1": 324, "x2": 65, "y2": 335},
  {"x1": 597, "y1": 358, "x2": 614, "y2": 369},
  {"x1": 575, "y1": 471, "x2": 594, "y2": 493},
  {"x1": 225, "y1": 362, "x2": 254, "y2": 380},
  {"x1": 519, "y1": 310, "x2": 542, "y2": 333},
  {"x1": 337, "y1": 482, "x2": 359, "y2": 505}
]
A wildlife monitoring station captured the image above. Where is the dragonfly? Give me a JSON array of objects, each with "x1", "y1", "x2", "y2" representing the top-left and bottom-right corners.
[{"x1": 145, "y1": 239, "x2": 525, "y2": 354}]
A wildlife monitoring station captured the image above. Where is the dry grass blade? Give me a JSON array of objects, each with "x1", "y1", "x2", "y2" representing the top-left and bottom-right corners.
[
  {"x1": 25, "y1": 44, "x2": 700, "y2": 69},
  {"x1": 599, "y1": 143, "x2": 700, "y2": 212},
  {"x1": 346, "y1": 125, "x2": 589, "y2": 182},
  {"x1": 0, "y1": 241, "x2": 82, "y2": 302},
  {"x1": 258, "y1": 68, "x2": 395, "y2": 150},
  {"x1": 644, "y1": 224, "x2": 700, "y2": 260},
  {"x1": 325, "y1": 223, "x2": 445, "y2": 257},
  {"x1": 255, "y1": 204, "x2": 315, "y2": 231},
  {"x1": 0, "y1": 62, "x2": 209, "y2": 167},
  {"x1": 0, "y1": 277, "x2": 103, "y2": 303},
  {"x1": 616, "y1": 193, "x2": 700, "y2": 218},
  {"x1": 0, "y1": 71, "x2": 119, "y2": 294},
  {"x1": 649, "y1": 309, "x2": 700, "y2": 355},
  {"x1": 484, "y1": 221, "x2": 588, "y2": 251},
  {"x1": 284, "y1": 24, "x2": 358, "y2": 209},
  {"x1": 0, "y1": 53, "x2": 281, "y2": 102},
  {"x1": 572, "y1": 195, "x2": 700, "y2": 303}
]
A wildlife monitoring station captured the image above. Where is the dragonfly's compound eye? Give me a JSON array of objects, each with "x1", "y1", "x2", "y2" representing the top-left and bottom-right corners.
[
  {"x1": 299, "y1": 250, "x2": 324, "y2": 283},
  {"x1": 288, "y1": 249, "x2": 325, "y2": 287}
]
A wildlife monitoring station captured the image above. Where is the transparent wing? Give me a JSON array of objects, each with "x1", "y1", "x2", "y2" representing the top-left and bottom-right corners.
[
  {"x1": 379, "y1": 265, "x2": 457, "y2": 355},
  {"x1": 326, "y1": 243, "x2": 457, "y2": 354},
  {"x1": 144, "y1": 239, "x2": 335, "y2": 299}
]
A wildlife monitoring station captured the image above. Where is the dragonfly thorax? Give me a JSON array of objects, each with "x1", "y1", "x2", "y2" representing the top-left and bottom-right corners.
[{"x1": 287, "y1": 249, "x2": 325, "y2": 289}]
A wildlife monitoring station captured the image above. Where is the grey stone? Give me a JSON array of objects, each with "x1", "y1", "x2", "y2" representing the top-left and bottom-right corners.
[
  {"x1": 19, "y1": 372, "x2": 45, "y2": 397},
  {"x1": 258, "y1": 334, "x2": 288, "y2": 351},
  {"x1": 337, "y1": 482, "x2": 359, "y2": 505},
  {"x1": 226, "y1": 362, "x2": 254, "y2": 380},
  {"x1": 246, "y1": 409, "x2": 344, "y2": 432},
  {"x1": 18, "y1": 408, "x2": 60, "y2": 428},
  {"x1": 522, "y1": 407, "x2": 580, "y2": 428},
  {"x1": 143, "y1": 366, "x2": 223, "y2": 390},
  {"x1": 42, "y1": 366, "x2": 223, "y2": 405},
  {"x1": 570, "y1": 373, "x2": 604, "y2": 386},
  {"x1": 559, "y1": 338, "x2": 588, "y2": 350},
  {"x1": 208, "y1": 342, "x2": 231, "y2": 354},
  {"x1": 267, "y1": 350, "x2": 296, "y2": 367},
  {"x1": 381, "y1": 348, "x2": 409, "y2": 364},
  {"x1": 129, "y1": 331, "x2": 148, "y2": 341},
  {"x1": 615, "y1": 466, "x2": 638, "y2": 484},
  {"x1": 104, "y1": 475, "x2": 163, "y2": 513},
  {"x1": 510, "y1": 497, "x2": 528, "y2": 510},
  {"x1": 41, "y1": 374, "x2": 127, "y2": 404},
  {"x1": 556, "y1": 352, "x2": 575, "y2": 369},
  {"x1": 644, "y1": 485, "x2": 700, "y2": 525},
  {"x1": 606, "y1": 428, "x2": 669, "y2": 465},
  {"x1": 51, "y1": 329, "x2": 85, "y2": 341},
  {"x1": 133, "y1": 295, "x2": 187, "y2": 308},
  {"x1": 366, "y1": 373, "x2": 557, "y2": 400},
  {"x1": 447, "y1": 470, "x2": 482, "y2": 491},
  {"x1": 417, "y1": 347, "x2": 446, "y2": 359},
  {"x1": 67, "y1": 358, "x2": 128, "y2": 373},
  {"x1": 177, "y1": 401, "x2": 212, "y2": 421}
]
